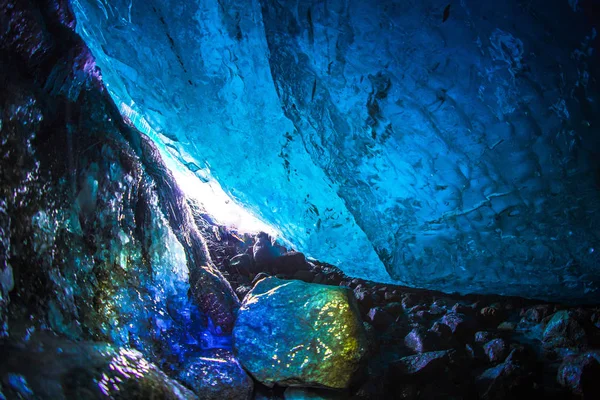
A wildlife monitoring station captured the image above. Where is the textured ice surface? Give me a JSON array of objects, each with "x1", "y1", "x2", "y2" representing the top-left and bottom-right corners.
[
  {"x1": 73, "y1": 0, "x2": 600, "y2": 301},
  {"x1": 119, "y1": 102, "x2": 278, "y2": 235}
]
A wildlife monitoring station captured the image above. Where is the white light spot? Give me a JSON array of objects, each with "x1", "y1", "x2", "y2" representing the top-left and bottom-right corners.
[{"x1": 118, "y1": 101, "x2": 278, "y2": 236}]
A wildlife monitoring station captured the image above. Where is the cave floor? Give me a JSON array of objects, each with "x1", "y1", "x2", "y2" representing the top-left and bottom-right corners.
[{"x1": 2, "y1": 244, "x2": 599, "y2": 399}]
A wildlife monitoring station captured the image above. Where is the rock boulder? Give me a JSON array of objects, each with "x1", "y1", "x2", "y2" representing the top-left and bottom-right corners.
[
  {"x1": 233, "y1": 278, "x2": 367, "y2": 389},
  {"x1": 178, "y1": 349, "x2": 253, "y2": 400}
]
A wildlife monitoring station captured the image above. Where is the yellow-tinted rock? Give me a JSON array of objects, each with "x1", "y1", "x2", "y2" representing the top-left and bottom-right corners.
[{"x1": 233, "y1": 278, "x2": 367, "y2": 389}]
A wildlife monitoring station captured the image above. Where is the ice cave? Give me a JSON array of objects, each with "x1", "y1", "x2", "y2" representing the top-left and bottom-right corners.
[{"x1": 1, "y1": 0, "x2": 600, "y2": 398}]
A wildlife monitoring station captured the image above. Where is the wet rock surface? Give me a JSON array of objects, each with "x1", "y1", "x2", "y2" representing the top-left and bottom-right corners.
[
  {"x1": 483, "y1": 338, "x2": 508, "y2": 363},
  {"x1": 0, "y1": 0, "x2": 239, "y2": 344},
  {"x1": 0, "y1": 0, "x2": 240, "y2": 397},
  {"x1": 221, "y1": 252, "x2": 600, "y2": 399},
  {"x1": 391, "y1": 350, "x2": 453, "y2": 379},
  {"x1": 201, "y1": 243, "x2": 597, "y2": 399},
  {"x1": 1, "y1": 0, "x2": 249, "y2": 344},
  {"x1": 476, "y1": 356, "x2": 535, "y2": 400},
  {"x1": 178, "y1": 349, "x2": 253, "y2": 400},
  {"x1": 557, "y1": 351, "x2": 600, "y2": 397},
  {"x1": 233, "y1": 277, "x2": 368, "y2": 389},
  {"x1": 543, "y1": 310, "x2": 588, "y2": 350},
  {"x1": 404, "y1": 327, "x2": 434, "y2": 354},
  {"x1": 0, "y1": 334, "x2": 197, "y2": 399}
]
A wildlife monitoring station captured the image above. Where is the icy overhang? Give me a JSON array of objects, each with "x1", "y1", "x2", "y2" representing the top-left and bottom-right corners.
[{"x1": 72, "y1": 0, "x2": 600, "y2": 302}]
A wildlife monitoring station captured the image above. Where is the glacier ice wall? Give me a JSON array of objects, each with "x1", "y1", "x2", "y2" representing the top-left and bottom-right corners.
[{"x1": 72, "y1": 0, "x2": 600, "y2": 302}]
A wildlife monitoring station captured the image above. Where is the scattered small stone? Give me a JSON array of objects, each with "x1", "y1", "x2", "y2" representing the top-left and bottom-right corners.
[
  {"x1": 429, "y1": 325, "x2": 460, "y2": 352},
  {"x1": 408, "y1": 304, "x2": 428, "y2": 314},
  {"x1": 253, "y1": 232, "x2": 279, "y2": 265},
  {"x1": 354, "y1": 286, "x2": 374, "y2": 311},
  {"x1": 412, "y1": 310, "x2": 432, "y2": 321},
  {"x1": 382, "y1": 302, "x2": 404, "y2": 317},
  {"x1": 324, "y1": 273, "x2": 343, "y2": 286},
  {"x1": 440, "y1": 312, "x2": 476, "y2": 338},
  {"x1": 452, "y1": 303, "x2": 474, "y2": 316},
  {"x1": 235, "y1": 285, "x2": 251, "y2": 300},
  {"x1": 391, "y1": 350, "x2": 452, "y2": 381},
  {"x1": 497, "y1": 321, "x2": 516, "y2": 332},
  {"x1": 476, "y1": 354, "x2": 534, "y2": 400},
  {"x1": 428, "y1": 321, "x2": 450, "y2": 336},
  {"x1": 465, "y1": 343, "x2": 478, "y2": 360},
  {"x1": 252, "y1": 272, "x2": 271, "y2": 286},
  {"x1": 178, "y1": 349, "x2": 254, "y2": 400},
  {"x1": 401, "y1": 294, "x2": 419, "y2": 309},
  {"x1": 430, "y1": 300, "x2": 449, "y2": 315},
  {"x1": 229, "y1": 253, "x2": 254, "y2": 274},
  {"x1": 404, "y1": 327, "x2": 433, "y2": 353},
  {"x1": 475, "y1": 331, "x2": 499, "y2": 344},
  {"x1": 313, "y1": 273, "x2": 325, "y2": 284},
  {"x1": 504, "y1": 346, "x2": 532, "y2": 365},
  {"x1": 520, "y1": 305, "x2": 553, "y2": 323},
  {"x1": 542, "y1": 310, "x2": 587, "y2": 350},
  {"x1": 479, "y1": 306, "x2": 504, "y2": 326},
  {"x1": 270, "y1": 251, "x2": 308, "y2": 276},
  {"x1": 293, "y1": 270, "x2": 316, "y2": 283},
  {"x1": 362, "y1": 321, "x2": 379, "y2": 354},
  {"x1": 483, "y1": 339, "x2": 508, "y2": 364},
  {"x1": 557, "y1": 352, "x2": 600, "y2": 396},
  {"x1": 384, "y1": 291, "x2": 401, "y2": 302},
  {"x1": 367, "y1": 307, "x2": 394, "y2": 331}
]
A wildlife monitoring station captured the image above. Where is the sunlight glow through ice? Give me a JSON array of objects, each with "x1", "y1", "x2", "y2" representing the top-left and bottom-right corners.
[{"x1": 119, "y1": 101, "x2": 278, "y2": 237}]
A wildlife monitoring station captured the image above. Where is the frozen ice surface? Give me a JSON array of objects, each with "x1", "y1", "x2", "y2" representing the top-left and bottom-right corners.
[{"x1": 72, "y1": 0, "x2": 600, "y2": 302}]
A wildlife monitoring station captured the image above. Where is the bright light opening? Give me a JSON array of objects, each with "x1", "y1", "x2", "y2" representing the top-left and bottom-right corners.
[{"x1": 118, "y1": 100, "x2": 280, "y2": 237}]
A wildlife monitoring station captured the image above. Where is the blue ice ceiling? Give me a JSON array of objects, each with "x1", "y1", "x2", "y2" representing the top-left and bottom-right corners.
[{"x1": 72, "y1": 0, "x2": 600, "y2": 302}]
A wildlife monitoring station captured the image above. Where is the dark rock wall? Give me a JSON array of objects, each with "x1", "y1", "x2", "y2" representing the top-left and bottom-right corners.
[{"x1": 0, "y1": 0, "x2": 238, "y2": 360}]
